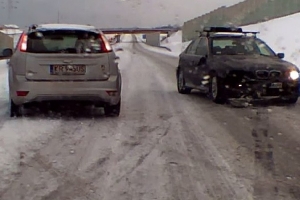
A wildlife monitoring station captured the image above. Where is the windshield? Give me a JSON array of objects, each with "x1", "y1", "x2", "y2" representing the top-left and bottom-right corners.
[
  {"x1": 27, "y1": 30, "x2": 103, "y2": 53},
  {"x1": 212, "y1": 37, "x2": 276, "y2": 56}
]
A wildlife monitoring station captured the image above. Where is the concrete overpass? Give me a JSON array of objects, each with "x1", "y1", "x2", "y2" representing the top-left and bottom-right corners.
[
  {"x1": 101, "y1": 27, "x2": 180, "y2": 46},
  {"x1": 100, "y1": 27, "x2": 179, "y2": 34}
]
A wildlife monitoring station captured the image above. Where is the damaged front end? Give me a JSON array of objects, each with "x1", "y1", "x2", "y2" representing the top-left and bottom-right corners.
[{"x1": 223, "y1": 69, "x2": 299, "y2": 104}]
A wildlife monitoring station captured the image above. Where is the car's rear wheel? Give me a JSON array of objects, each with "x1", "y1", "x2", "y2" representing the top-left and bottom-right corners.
[
  {"x1": 10, "y1": 100, "x2": 22, "y2": 117},
  {"x1": 104, "y1": 101, "x2": 121, "y2": 117},
  {"x1": 177, "y1": 69, "x2": 191, "y2": 94},
  {"x1": 209, "y1": 74, "x2": 226, "y2": 104}
]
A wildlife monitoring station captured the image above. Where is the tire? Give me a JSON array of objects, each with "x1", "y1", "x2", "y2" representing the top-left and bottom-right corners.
[
  {"x1": 10, "y1": 100, "x2": 22, "y2": 117},
  {"x1": 104, "y1": 101, "x2": 121, "y2": 117},
  {"x1": 177, "y1": 68, "x2": 192, "y2": 94},
  {"x1": 209, "y1": 74, "x2": 226, "y2": 104},
  {"x1": 285, "y1": 95, "x2": 298, "y2": 104}
]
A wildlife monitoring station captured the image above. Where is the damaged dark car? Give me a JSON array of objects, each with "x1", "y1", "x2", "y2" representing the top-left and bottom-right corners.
[{"x1": 176, "y1": 27, "x2": 299, "y2": 104}]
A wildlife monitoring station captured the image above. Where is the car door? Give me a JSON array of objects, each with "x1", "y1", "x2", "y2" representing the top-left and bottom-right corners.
[
  {"x1": 192, "y1": 37, "x2": 210, "y2": 87},
  {"x1": 180, "y1": 38, "x2": 201, "y2": 87}
]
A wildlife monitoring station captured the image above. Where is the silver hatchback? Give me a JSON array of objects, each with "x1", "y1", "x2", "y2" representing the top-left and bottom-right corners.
[{"x1": 5, "y1": 24, "x2": 122, "y2": 117}]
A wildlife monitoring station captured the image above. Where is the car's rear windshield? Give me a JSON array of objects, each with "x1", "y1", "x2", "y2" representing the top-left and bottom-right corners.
[
  {"x1": 211, "y1": 37, "x2": 276, "y2": 56},
  {"x1": 27, "y1": 30, "x2": 103, "y2": 54}
]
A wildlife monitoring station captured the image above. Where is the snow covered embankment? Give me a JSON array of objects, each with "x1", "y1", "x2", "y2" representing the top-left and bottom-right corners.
[{"x1": 136, "y1": 12, "x2": 300, "y2": 68}]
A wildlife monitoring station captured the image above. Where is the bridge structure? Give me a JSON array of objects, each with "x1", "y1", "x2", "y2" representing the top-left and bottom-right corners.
[
  {"x1": 100, "y1": 27, "x2": 180, "y2": 46},
  {"x1": 100, "y1": 27, "x2": 179, "y2": 34}
]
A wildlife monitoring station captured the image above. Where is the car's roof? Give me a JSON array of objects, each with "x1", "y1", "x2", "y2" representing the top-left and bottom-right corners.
[
  {"x1": 32, "y1": 23, "x2": 99, "y2": 32},
  {"x1": 203, "y1": 32, "x2": 257, "y2": 38}
]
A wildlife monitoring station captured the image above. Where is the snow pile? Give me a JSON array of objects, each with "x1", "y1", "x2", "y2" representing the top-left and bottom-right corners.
[
  {"x1": 135, "y1": 34, "x2": 146, "y2": 43},
  {"x1": 160, "y1": 31, "x2": 191, "y2": 56},
  {"x1": 0, "y1": 60, "x2": 9, "y2": 104},
  {"x1": 135, "y1": 31, "x2": 191, "y2": 57},
  {"x1": 104, "y1": 34, "x2": 116, "y2": 40},
  {"x1": 135, "y1": 34, "x2": 168, "y2": 43},
  {"x1": 242, "y1": 12, "x2": 300, "y2": 67},
  {"x1": 161, "y1": 31, "x2": 182, "y2": 44},
  {"x1": 120, "y1": 34, "x2": 133, "y2": 43},
  {"x1": 137, "y1": 12, "x2": 300, "y2": 67},
  {"x1": 2, "y1": 24, "x2": 19, "y2": 29}
]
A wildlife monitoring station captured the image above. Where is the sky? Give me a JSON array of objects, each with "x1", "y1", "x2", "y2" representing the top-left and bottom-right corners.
[{"x1": 0, "y1": 0, "x2": 243, "y2": 28}]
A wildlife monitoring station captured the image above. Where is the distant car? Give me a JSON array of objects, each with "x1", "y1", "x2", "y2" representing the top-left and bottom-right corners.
[
  {"x1": 6, "y1": 23, "x2": 122, "y2": 117},
  {"x1": 176, "y1": 26, "x2": 299, "y2": 104}
]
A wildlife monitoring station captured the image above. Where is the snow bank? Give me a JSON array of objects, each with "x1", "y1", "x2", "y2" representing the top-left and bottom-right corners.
[
  {"x1": 160, "y1": 31, "x2": 192, "y2": 56},
  {"x1": 0, "y1": 60, "x2": 9, "y2": 105},
  {"x1": 135, "y1": 31, "x2": 191, "y2": 57},
  {"x1": 104, "y1": 34, "x2": 116, "y2": 40},
  {"x1": 120, "y1": 34, "x2": 133, "y2": 43},
  {"x1": 135, "y1": 34, "x2": 146, "y2": 43},
  {"x1": 161, "y1": 31, "x2": 182, "y2": 44},
  {"x1": 242, "y1": 12, "x2": 300, "y2": 68},
  {"x1": 136, "y1": 12, "x2": 300, "y2": 67}
]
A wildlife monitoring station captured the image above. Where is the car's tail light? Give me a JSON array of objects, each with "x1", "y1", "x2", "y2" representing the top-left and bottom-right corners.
[
  {"x1": 99, "y1": 34, "x2": 112, "y2": 53},
  {"x1": 17, "y1": 33, "x2": 28, "y2": 52},
  {"x1": 16, "y1": 91, "x2": 29, "y2": 96}
]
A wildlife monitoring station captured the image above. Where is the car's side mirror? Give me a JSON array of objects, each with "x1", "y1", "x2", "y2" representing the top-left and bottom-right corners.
[
  {"x1": 277, "y1": 53, "x2": 284, "y2": 59},
  {"x1": 2, "y1": 48, "x2": 13, "y2": 58}
]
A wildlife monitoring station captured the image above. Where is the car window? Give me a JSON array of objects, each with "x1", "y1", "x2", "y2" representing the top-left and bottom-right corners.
[
  {"x1": 186, "y1": 38, "x2": 200, "y2": 55},
  {"x1": 255, "y1": 40, "x2": 276, "y2": 56},
  {"x1": 211, "y1": 37, "x2": 275, "y2": 56},
  {"x1": 184, "y1": 41, "x2": 195, "y2": 53},
  {"x1": 195, "y1": 38, "x2": 208, "y2": 55},
  {"x1": 27, "y1": 30, "x2": 103, "y2": 54}
]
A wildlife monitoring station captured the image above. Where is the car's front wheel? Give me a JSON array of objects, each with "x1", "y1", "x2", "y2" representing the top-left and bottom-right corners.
[
  {"x1": 177, "y1": 69, "x2": 191, "y2": 94},
  {"x1": 104, "y1": 101, "x2": 121, "y2": 117},
  {"x1": 10, "y1": 100, "x2": 22, "y2": 117},
  {"x1": 285, "y1": 95, "x2": 298, "y2": 104},
  {"x1": 209, "y1": 74, "x2": 226, "y2": 104}
]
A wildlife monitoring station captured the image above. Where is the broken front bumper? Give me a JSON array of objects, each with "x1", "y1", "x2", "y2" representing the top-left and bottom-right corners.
[{"x1": 224, "y1": 78, "x2": 299, "y2": 100}]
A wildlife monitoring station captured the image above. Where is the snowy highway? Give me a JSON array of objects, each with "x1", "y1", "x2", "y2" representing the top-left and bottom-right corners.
[{"x1": 1, "y1": 35, "x2": 300, "y2": 199}]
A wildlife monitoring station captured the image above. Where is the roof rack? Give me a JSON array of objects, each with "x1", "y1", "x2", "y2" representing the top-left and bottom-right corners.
[
  {"x1": 28, "y1": 24, "x2": 39, "y2": 32},
  {"x1": 196, "y1": 26, "x2": 259, "y2": 37},
  {"x1": 203, "y1": 26, "x2": 243, "y2": 33}
]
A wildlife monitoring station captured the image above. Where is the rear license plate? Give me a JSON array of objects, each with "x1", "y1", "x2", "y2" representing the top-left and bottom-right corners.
[
  {"x1": 269, "y1": 82, "x2": 282, "y2": 89},
  {"x1": 50, "y1": 65, "x2": 86, "y2": 75}
]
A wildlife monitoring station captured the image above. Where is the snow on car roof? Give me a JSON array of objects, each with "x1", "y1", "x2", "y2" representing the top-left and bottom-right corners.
[
  {"x1": 212, "y1": 32, "x2": 257, "y2": 37},
  {"x1": 213, "y1": 32, "x2": 245, "y2": 36},
  {"x1": 36, "y1": 24, "x2": 98, "y2": 31}
]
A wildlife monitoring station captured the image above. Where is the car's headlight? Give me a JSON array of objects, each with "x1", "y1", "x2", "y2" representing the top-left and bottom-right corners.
[{"x1": 290, "y1": 70, "x2": 299, "y2": 80}]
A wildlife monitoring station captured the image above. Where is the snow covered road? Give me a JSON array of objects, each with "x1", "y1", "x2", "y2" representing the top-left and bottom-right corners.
[{"x1": 1, "y1": 35, "x2": 300, "y2": 199}]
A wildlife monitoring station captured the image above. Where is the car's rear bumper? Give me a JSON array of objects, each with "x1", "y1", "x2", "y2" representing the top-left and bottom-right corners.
[{"x1": 10, "y1": 74, "x2": 121, "y2": 106}]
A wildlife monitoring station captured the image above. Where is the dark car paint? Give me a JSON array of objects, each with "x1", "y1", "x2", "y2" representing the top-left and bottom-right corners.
[
  {"x1": 177, "y1": 38, "x2": 299, "y2": 99},
  {"x1": 209, "y1": 54, "x2": 298, "y2": 78}
]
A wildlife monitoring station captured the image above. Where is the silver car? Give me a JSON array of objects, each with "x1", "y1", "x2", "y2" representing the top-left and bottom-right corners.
[{"x1": 5, "y1": 24, "x2": 122, "y2": 117}]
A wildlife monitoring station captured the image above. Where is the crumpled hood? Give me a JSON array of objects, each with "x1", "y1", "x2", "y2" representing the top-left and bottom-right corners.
[{"x1": 213, "y1": 55, "x2": 296, "y2": 72}]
